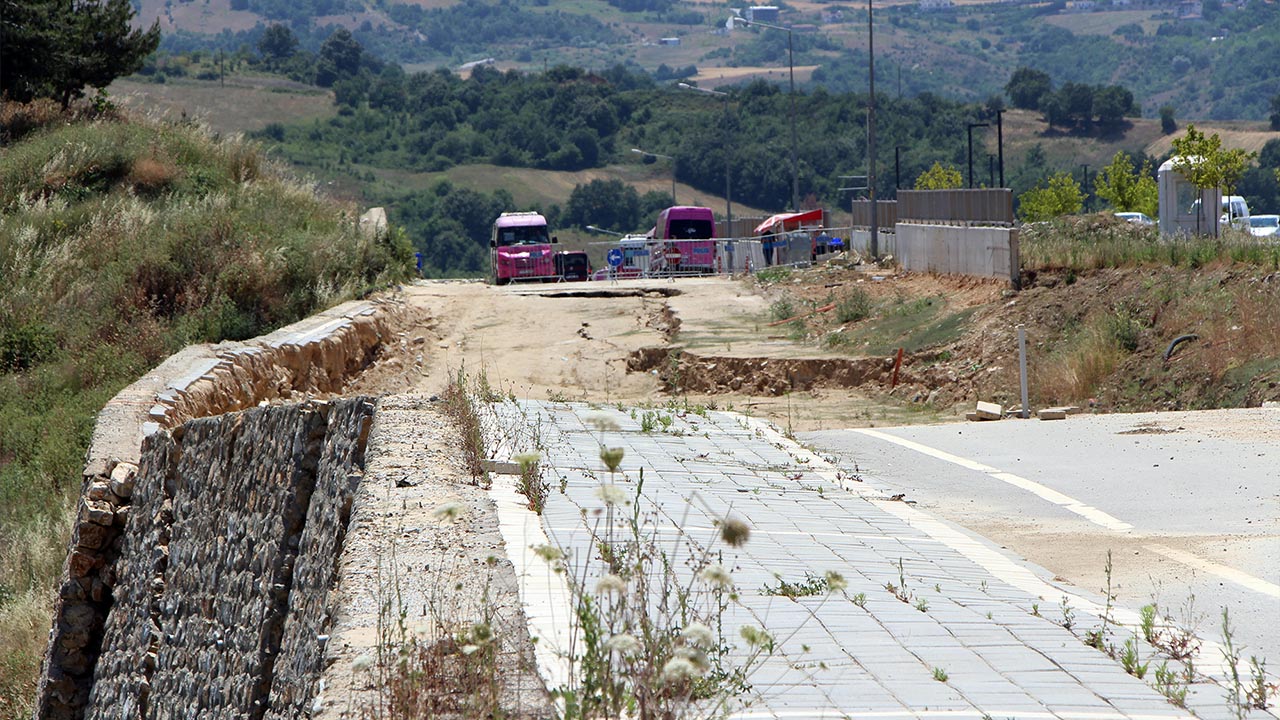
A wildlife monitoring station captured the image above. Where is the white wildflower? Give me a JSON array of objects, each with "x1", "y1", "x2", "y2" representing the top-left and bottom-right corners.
[
  {"x1": 596, "y1": 573, "x2": 627, "y2": 595},
  {"x1": 661, "y1": 656, "x2": 701, "y2": 683},
  {"x1": 739, "y1": 625, "x2": 774, "y2": 650},
  {"x1": 595, "y1": 484, "x2": 629, "y2": 506},
  {"x1": 603, "y1": 633, "x2": 641, "y2": 654},
  {"x1": 599, "y1": 446, "x2": 625, "y2": 473},
  {"x1": 513, "y1": 452, "x2": 541, "y2": 470},
  {"x1": 680, "y1": 622, "x2": 715, "y2": 648},
  {"x1": 718, "y1": 516, "x2": 751, "y2": 547},
  {"x1": 461, "y1": 644, "x2": 480, "y2": 655},
  {"x1": 699, "y1": 564, "x2": 733, "y2": 589},
  {"x1": 825, "y1": 570, "x2": 849, "y2": 593},
  {"x1": 431, "y1": 501, "x2": 466, "y2": 524},
  {"x1": 532, "y1": 544, "x2": 565, "y2": 563},
  {"x1": 586, "y1": 414, "x2": 621, "y2": 432}
]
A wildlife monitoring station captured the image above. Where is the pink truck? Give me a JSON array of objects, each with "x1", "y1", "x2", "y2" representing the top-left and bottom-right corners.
[
  {"x1": 654, "y1": 205, "x2": 717, "y2": 275},
  {"x1": 490, "y1": 211, "x2": 557, "y2": 284}
]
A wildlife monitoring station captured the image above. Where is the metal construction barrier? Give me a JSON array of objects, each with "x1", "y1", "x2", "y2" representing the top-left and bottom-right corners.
[{"x1": 589, "y1": 227, "x2": 859, "y2": 280}]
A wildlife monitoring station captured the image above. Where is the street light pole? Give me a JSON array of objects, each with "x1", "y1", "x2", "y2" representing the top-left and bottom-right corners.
[
  {"x1": 732, "y1": 17, "x2": 799, "y2": 211},
  {"x1": 996, "y1": 108, "x2": 1005, "y2": 188},
  {"x1": 631, "y1": 148, "x2": 677, "y2": 205},
  {"x1": 966, "y1": 122, "x2": 989, "y2": 188},
  {"x1": 867, "y1": 0, "x2": 878, "y2": 259},
  {"x1": 678, "y1": 83, "x2": 732, "y2": 233}
]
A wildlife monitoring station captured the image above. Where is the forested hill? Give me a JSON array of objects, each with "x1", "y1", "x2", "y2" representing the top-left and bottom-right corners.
[
  {"x1": 256, "y1": 65, "x2": 1008, "y2": 274},
  {"x1": 147, "y1": 0, "x2": 1280, "y2": 122}
]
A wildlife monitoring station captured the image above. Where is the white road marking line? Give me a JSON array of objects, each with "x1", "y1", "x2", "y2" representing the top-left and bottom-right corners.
[
  {"x1": 856, "y1": 428, "x2": 1134, "y2": 532},
  {"x1": 727, "y1": 710, "x2": 1194, "y2": 719},
  {"x1": 1146, "y1": 543, "x2": 1280, "y2": 598}
]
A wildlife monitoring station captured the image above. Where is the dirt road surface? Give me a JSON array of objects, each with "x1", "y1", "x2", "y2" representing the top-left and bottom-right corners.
[{"x1": 354, "y1": 275, "x2": 971, "y2": 431}]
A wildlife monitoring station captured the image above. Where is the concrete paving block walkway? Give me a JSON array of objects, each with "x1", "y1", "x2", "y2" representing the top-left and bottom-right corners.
[{"x1": 489, "y1": 401, "x2": 1267, "y2": 720}]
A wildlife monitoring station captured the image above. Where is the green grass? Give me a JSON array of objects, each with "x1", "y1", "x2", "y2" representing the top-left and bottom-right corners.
[
  {"x1": 843, "y1": 296, "x2": 977, "y2": 356},
  {"x1": 0, "y1": 101, "x2": 413, "y2": 718},
  {"x1": 1020, "y1": 217, "x2": 1280, "y2": 272}
]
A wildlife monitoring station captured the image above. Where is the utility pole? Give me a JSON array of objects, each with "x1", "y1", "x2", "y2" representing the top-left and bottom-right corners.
[
  {"x1": 732, "y1": 17, "x2": 799, "y2": 211},
  {"x1": 867, "y1": 0, "x2": 878, "y2": 258},
  {"x1": 996, "y1": 108, "x2": 1004, "y2": 188},
  {"x1": 679, "y1": 84, "x2": 733, "y2": 233}
]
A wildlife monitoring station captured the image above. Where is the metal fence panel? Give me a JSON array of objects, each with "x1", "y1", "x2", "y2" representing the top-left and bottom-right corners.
[
  {"x1": 897, "y1": 189, "x2": 1013, "y2": 225},
  {"x1": 848, "y1": 200, "x2": 898, "y2": 229}
]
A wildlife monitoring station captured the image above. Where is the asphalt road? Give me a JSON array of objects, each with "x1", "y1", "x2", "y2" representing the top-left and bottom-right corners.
[{"x1": 803, "y1": 408, "x2": 1280, "y2": 666}]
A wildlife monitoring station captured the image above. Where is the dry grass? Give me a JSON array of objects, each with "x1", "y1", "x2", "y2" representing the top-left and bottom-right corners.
[
  {"x1": 109, "y1": 76, "x2": 335, "y2": 136},
  {"x1": 0, "y1": 513, "x2": 73, "y2": 719},
  {"x1": 1031, "y1": 311, "x2": 1134, "y2": 403},
  {"x1": 0, "y1": 103, "x2": 413, "y2": 718},
  {"x1": 1144, "y1": 126, "x2": 1280, "y2": 159}
]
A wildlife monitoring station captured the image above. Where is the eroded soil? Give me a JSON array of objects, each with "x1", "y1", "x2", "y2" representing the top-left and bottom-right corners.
[{"x1": 352, "y1": 265, "x2": 1280, "y2": 433}]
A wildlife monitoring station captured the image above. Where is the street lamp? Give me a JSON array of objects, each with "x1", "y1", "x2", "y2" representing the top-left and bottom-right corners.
[
  {"x1": 966, "y1": 122, "x2": 989, "y2": 188},
  {"x1": 631, "y1": 148, "x2": 677, "y2": 205},
  {"x1": 730, "y1": 16, "x2": 799, "y2": 212},
  {"x1": 678, "y1": 83, "x2": 732, "y2": 234},
  {"x1": 866, "y1": 0, "x2": 878, "y2": 258}
]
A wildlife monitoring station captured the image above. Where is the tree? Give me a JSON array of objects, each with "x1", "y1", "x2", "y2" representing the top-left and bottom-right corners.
[
  {"x1": 315, "y1": 28, "x2": 363, "y2": 87},
  {"x1": 1, "y1": 0, "x2": 161, "y2": 106},
  {"x1": 1171, "y1": 124, "x2": 1257, "y2": 196},
  {"x1": 1094, "y1": 151, "x2": 1157, "y2": 217},
  {"x1": 1057, "y1": 82, "x2": 1095, "y2": 125},
  {"x1": 914, "y1": 161, "x2": 963, "y2": 190},
  {"x1": 1017, "y1": 172, "x2": 1083, "y2": 222},
  {"x1": 1005, "y1": 67, "x2": 1052, "y2": 110},
  {"x1": 1093, "y1": 85, "x2": 1134, "y2": 126},
  {"x1": 257, "y1": 24, "x2": 298, "y2": 65},
  {"x1": 1270, "y1": 94, "x2": 1280, "y2": 132},
  {"x1": 1160, "y1": 105, "x2": 1177, "y2": 135},
  {"x1": 562, "y1": 179, "x2": 642, "y2": 232}
]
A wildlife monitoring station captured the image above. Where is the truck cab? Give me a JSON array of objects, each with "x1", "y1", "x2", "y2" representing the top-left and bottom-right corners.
[{"x1": 490, "y1": 212, "x2": 557, "y2": 284}]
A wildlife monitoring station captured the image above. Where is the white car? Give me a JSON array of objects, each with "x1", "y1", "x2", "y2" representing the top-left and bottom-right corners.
[
  {"x1": 1247, "y1": 214, "x2": 1279, "y2": 237},
  {"x1": 1115, "y1": 211, "x2": 1154, "y2": 226}
]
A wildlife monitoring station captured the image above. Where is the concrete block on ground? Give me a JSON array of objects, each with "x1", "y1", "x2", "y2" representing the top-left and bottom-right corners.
[
  {"x1": 1037, "y1": 408, "x2": 1068, "y2": 421},
  {"x1": 974, "y1": 402, "x2": 1003, "y2": 420}
]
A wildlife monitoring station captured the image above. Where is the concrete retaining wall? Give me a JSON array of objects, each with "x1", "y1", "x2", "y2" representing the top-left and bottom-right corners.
[
  {"x1": 894, "y1": 224, "x2": 1019, "y2": 286},
  {"x1": 35, "y1": 296, "x2": 403, "y2": 720},
  {"x1": 843, "y1": 225, "x2": 1018, "y2": 286}
]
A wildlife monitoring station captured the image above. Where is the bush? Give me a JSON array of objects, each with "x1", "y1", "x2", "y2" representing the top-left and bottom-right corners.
[
  {"x1": 835, "y1": 289, "x2": 873, "y2": 323},
  {"x1": 0, "y1": 109, "x2": 413, "y2": 714}
]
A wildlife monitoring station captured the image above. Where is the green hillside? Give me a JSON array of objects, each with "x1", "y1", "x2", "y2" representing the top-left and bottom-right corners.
[
  {"x1": 0, "y1": 101, "x2": 412, "y2": 717},
  {"x1": 144, "y1": 0, "x2": 1280, "y2": 122}
]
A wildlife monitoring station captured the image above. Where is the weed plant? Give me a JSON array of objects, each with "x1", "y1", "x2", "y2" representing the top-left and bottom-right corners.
[
  {"x1": 1020, "y1": 217, "x2": 1280, "y2": 272},
  {"x1": 834, "y1": 289, "x2": 872, "y2": 324},
  {"x1": 547, "y1": 470, "x2": 776, "y2": 720},
  {"x1": 441, "y1": 368, "x2": 491, "y2": 484},
  {"x1": 0, "y1": 101, "x2": 413, "y2": 716},
  {"x1": 762, "y1": 572, "x2": 829, "y2": 598},
  {"x1": 768, "y1": 298, "x2": 796, "y2": 322}
]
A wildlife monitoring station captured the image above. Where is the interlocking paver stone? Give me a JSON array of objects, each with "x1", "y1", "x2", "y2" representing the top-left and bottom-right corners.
[{"x1": 494, "y1": 402, "x2": 1255, "y2": 720}]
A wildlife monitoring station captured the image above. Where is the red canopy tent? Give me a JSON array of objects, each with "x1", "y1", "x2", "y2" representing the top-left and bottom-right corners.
[{"x1": 752, "y1": 208, "x2": 825, "y2": 235}]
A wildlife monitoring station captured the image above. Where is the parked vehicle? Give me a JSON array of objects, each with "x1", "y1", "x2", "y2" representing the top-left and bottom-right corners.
[
  {"x1": 654, "y1": 206, "x2": 716, "y2": 274},
  {"x1": 490, "y1": 212, "x2": 557, "y2": 285},
  {"x1": 1247, "y1": 214, "x2": 1279, "y2": 238},
  {"x1": 554, "y1": 250, "x2": 591, "y2": 281},
  {"x1": 1115, "y1": 211, "x2": 1154, "y2": 226},
  {"x1": 1221, "y1": 195, "x2": 1250, "y2": 227}
]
